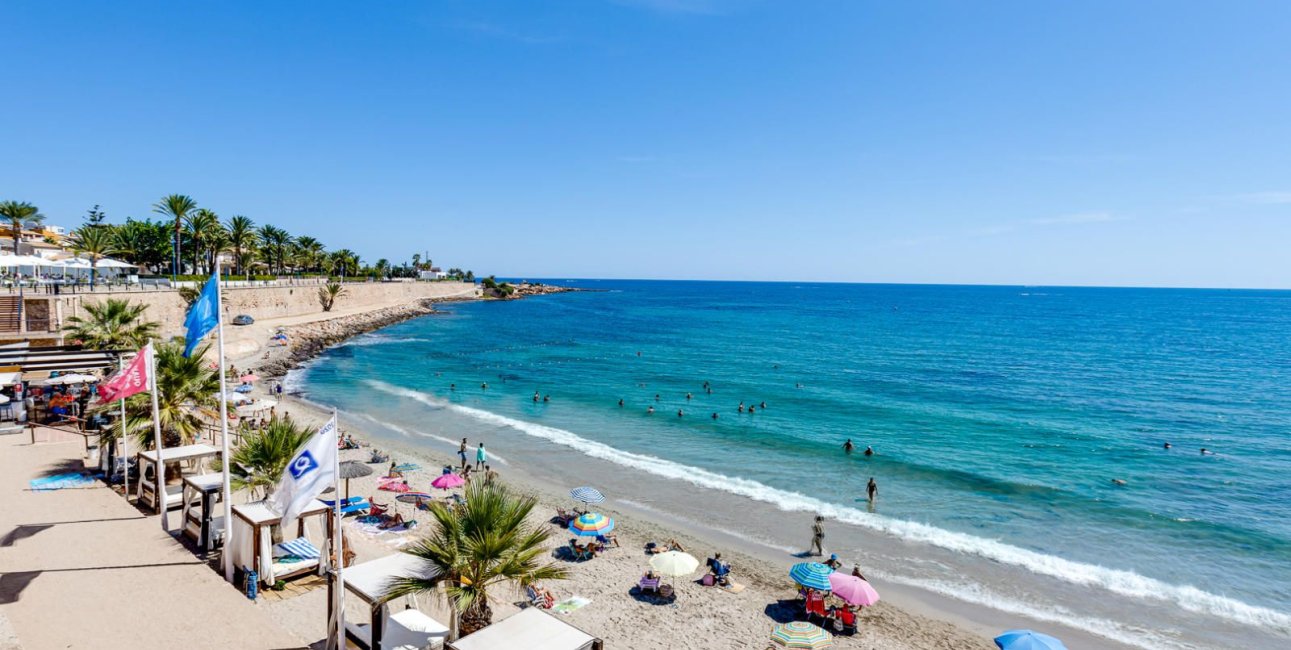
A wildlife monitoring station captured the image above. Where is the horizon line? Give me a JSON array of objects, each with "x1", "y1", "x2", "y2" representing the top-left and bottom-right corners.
[{"x1": 493, "y1": 276, "x2": 1291, "y2": 292}]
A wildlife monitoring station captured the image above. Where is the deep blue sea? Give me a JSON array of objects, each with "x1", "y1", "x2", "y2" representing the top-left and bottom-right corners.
[{"x1": 293, "y1": 280, "x2": 1291, "y2": 649}]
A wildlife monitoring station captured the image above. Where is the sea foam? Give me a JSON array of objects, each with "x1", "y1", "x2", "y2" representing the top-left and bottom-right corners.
[{"x1": 363, "y1": 379, "x2": 1291, "y2": 637}]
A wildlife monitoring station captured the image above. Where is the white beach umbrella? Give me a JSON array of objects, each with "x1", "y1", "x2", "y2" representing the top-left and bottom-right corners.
[{"x1": 96, "y1": 258, "x2": 137, "y2": 268}]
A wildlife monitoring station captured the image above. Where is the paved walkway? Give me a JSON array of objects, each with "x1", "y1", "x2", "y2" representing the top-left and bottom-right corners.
[{"x1": 0, "y1": 429, "x2": 305, "y2": 649}]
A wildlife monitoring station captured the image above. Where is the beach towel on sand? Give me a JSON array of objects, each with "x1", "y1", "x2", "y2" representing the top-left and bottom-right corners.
[
  {"x1": 30, "y1": 472, "x2": 98, "y2": 491},
  {"x1": 552, "y1": 597, "x2": 590, "y2": 614}
]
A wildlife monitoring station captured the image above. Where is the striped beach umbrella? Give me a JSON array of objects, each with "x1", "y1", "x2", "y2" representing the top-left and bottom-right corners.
[
  {"x1": 395, "y1": 492, "x2": 434, "y2": 504},
  {"x1": 568, "y1": 512, "x2": 614, "y2": 536},
  {"x1": 995, "y1": 630, "x2": 1067, "y2": 650},
  {"x1": 770, "y1": 621, "x2": 832, "y2": 649},
  {"x1": 789, "y1": 562, "x2": 834, "y2": 591},
  {"x1": 569, "y1": 486, "x2": 605, "y2": 505}
]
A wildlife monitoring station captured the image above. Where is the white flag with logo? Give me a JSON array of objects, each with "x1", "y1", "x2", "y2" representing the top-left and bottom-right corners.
[{"x1": 270, "y1": 415, "x2": 338, "y2": 531}]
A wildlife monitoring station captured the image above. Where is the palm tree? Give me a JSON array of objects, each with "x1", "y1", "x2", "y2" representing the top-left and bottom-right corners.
[
  {"x1": 257, "y1": 225, "x2": 293, "y2": 275},
  {"x1": 112, "y1": 218, "x2": 171, "y2": 273},
  {"x1": 383, "y1": 482, "x2": 568, "y2": 640},
  {"x1": 226, "y1": 416, "x2": 314, "y2": 499},
  {"x1": 64, "y1": 299, "x2": 159, "y2": 349},
  {"x1": 318, "y1": 282, "x2": 346, "y2": 311},
  {"x1": 329, "y1": 249, "x2": 360, "y2": 278},
  {"x1": 153, "y1": 194, "x2": 197, "y2": 279},
  {"x1": 292, "y1": 236, "x2": 325, "y2": 273},
  {"x1": 116, "y1": 340, "x2": 220, "y2": 449},
  {"x1": 225, "y1": 215, "x2": 258, "y2": 276},
  {"x1": 67, "y1": 225, "x2": 117, "y2": 285},
  {"x1": 0, "y1": 200, "x2": 43, "y2": 256},
  {"x1": 374, "y1": 258, "x2": 390, "y2": 279},
  {"x1": 184, "y1": 209, "x2": 223, "y2": 275}
]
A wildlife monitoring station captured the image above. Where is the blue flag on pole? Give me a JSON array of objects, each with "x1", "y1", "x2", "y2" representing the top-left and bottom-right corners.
[{"x1": 182, "y1": 273, "x2": 220, "y2": 357}]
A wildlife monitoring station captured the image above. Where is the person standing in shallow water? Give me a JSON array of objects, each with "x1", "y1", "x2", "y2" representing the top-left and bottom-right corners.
[
  {"x1": 458, "y1": 438, "x2": 469, "y2": 469},
  {"x1": 867, "y1": 477, "x2": 878, "y2": 504},
  {"x1": 843, "y1": 439, "x2": 854, "y2": 453},
  {"x1": 810, "y1": 516, "x2": 826, "y2": 556},
  {"x1": 476, "y1": 442, "x2": 487, "y2": 469}
]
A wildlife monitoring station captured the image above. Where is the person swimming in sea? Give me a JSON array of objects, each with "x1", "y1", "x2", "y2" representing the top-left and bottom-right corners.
[
  {"x1": 864, "y1": 446, "x2": 874, "y2": 456},
  {"x1": 481, "y1": 382, "x2": 488, "y2": 390},
  {"x1": 842, "y1": 439, "x2": 854, "y2": 453},
  {"x1": 712, "y1": 412, "x2": 719, "y2": 420},
  {"x1": 748, "y1": 405, "x2": 756, "y2": 414},
  {"x1": 677, "y1": 409, "x2": 684, "y2": 417},
  {"x1": 450, "y1": 383, "x2": 456, "y2": 391},
  {"x1": 738, "y1": 402, "x2": 745, "y2": 413},
  {"x1": 686, "y1": 392, "x2": 692, "y2": 401},
  {"x1": 543, "y1": 394, "x2": 550, "y2": 402},
  {"x1": 655, "y1": 394, "x2": 661, "y2": 401},
  {"x1": 618, "y1": 399, "x2": 624, "y2": 407},
  {"x1": 1163, "y1": 442, "x2": 1171, "y2": 449},
  {"x1": 760, "y1": 401, "x2": 767, "y2": 409},
  {"x1": 1201, "y1": 448, "x2": 1213, "y2": 455},
  {"x1": 647, "y1": 405, "x2": 655, "y2": 414},
  {"x1": 533, "y1": 391, "x2": 540, "y2": 402}
]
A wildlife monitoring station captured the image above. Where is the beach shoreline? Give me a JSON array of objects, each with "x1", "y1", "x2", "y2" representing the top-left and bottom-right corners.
[{"x1": 223, "y1": 302, "x2": 1137, "y2": 650}]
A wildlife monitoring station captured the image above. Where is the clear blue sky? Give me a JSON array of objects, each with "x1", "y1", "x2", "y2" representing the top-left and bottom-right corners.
[{"x1": 3, "y1": 1, "x2": 1290, "y2": 288}]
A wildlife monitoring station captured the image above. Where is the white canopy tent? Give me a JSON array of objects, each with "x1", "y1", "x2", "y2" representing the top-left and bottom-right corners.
[
  {"x1": 229, "y1": 499, "x2": 330, "y2": 589},
  {"x1": 448, "y1": 608, "x2": 601, "y2": 650},
  {"x1": 338, "y1": 552, "x2": 447, "y2": 650},
  {"x1": 136, "y1": 443, "x2": 221, "y2": 510},
  {"x1": 182, "y1": 473, "x2": 226, "y2": 551}
]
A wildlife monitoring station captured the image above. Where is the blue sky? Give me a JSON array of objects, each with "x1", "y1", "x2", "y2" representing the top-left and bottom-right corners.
[{"x1": 3, "y1": 1, "x2": 1290, "y2": 288}]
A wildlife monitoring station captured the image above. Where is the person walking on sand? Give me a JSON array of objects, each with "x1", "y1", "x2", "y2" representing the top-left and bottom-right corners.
[
  {"x1": 476, "y1": 442, "x2": 487, "y2": 469},
  {"x1": 810, "y1": 516, "x2": 826, "y2": 556},
  {"x1": 458, "y1": 438, "x2": 469, "y2": 469},
  {"x1": 867, "y1": 477, "x2": 878, "y2": 504}
]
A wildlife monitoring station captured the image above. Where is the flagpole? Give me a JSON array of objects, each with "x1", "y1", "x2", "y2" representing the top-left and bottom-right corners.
[
  {"x1": 118, "y1": 355, "x2": 128, "y2": 502},
  {"x1": 333, "y1": 409, "x2": 345, "y2": 648},
  {"x1": 149, "y1": 342, "x2": 167, "y2": 531},
  {"x1": 214, "y1": 258, "x2": 235, "y2": 583}
]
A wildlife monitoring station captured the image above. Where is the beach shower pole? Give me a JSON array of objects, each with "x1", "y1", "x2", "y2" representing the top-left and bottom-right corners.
[
  {"x1": 214, "y1": 257, "x2": 235, "y2": 583},
  {"x1": 148, "y1": 342, "x2": 166, "y2": 531}
]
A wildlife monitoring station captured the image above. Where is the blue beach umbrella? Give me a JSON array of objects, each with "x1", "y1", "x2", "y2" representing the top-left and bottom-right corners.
[
  {"x1": 569, "y1": 512, "x2": 615, "y2": 536},
  {"x1": 994, "y1": 630, "x2": 1067, "y2": 650},
  {"x1": 788, "y1": 562, "x2": 834, "y2": 591},
  {"x1": 570, "y1": 486, "x2": 605, "y2": 505}
]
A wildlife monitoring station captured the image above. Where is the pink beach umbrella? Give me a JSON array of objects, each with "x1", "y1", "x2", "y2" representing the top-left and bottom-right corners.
[
  {"x1": 827, "y1": 573, "x2": 880, "y2": 607},
  {"x1": 239, "y1": 373, "x2": 261, "y2": 383},
  {"x1": 431, "y1": 473, "x2": 466, "y2": 490}
]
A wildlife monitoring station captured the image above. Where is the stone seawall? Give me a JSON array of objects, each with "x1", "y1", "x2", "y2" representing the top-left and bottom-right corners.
[{"x1": 69, "y1": 281, "x2": 479, "y2": 336}]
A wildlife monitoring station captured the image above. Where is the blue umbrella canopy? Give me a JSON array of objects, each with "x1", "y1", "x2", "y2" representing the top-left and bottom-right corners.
[
  {"x1": 995, "y1": 630, "x2": 1067, "y2": 650},
  {"x1": 570, "y1": 486, "x2": 605, "y2": 505},
  {"x1": 788, "y1": 562, "x2": 834, "y2": 591}
]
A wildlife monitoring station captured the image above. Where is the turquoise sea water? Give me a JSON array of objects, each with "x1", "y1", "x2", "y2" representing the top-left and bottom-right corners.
[{"x1": 293, "y1": 281, "x2": 1291, "y2": 648}]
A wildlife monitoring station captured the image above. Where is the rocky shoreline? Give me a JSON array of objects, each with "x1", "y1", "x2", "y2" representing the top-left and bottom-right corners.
[{"x1": 256, "y1": 297, "x2": 461, "y2": 380}]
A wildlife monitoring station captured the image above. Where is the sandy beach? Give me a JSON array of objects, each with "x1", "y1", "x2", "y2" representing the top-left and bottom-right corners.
[{"x1": 222, "y1": 306, "x2": 1000, "y2": 650}]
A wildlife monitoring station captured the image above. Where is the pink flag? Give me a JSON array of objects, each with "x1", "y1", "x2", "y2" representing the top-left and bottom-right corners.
[{"x1": 98, "y1": 346, "x2": 151, "y2": 402}]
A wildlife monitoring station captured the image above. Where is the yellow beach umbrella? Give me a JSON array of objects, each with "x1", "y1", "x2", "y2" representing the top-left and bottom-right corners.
[{"x1": 648, "y1": 551, "x2": 700, "y2": 577}]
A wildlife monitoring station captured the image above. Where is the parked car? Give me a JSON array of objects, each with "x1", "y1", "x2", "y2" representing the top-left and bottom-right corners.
[{"x1": 231, "y1": 314, "x2": 255, "y2": 326}]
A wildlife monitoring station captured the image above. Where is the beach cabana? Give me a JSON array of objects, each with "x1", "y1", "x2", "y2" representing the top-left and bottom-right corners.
[
  {"x1": 135, "y1": 443, "x2": 221, "y2": 510},
  {"x1": 448, "y1": 608, "x2": 602, "y2": 650},
  {"x1": 181, "y1": 473, "x2": 225, "y2": 551},
  {"x1": 336, "y1": 551, "x2": 447, "y2": 650},
  {"x1": 229, "y1": 499, "x2": 329, "y2": 588}
]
